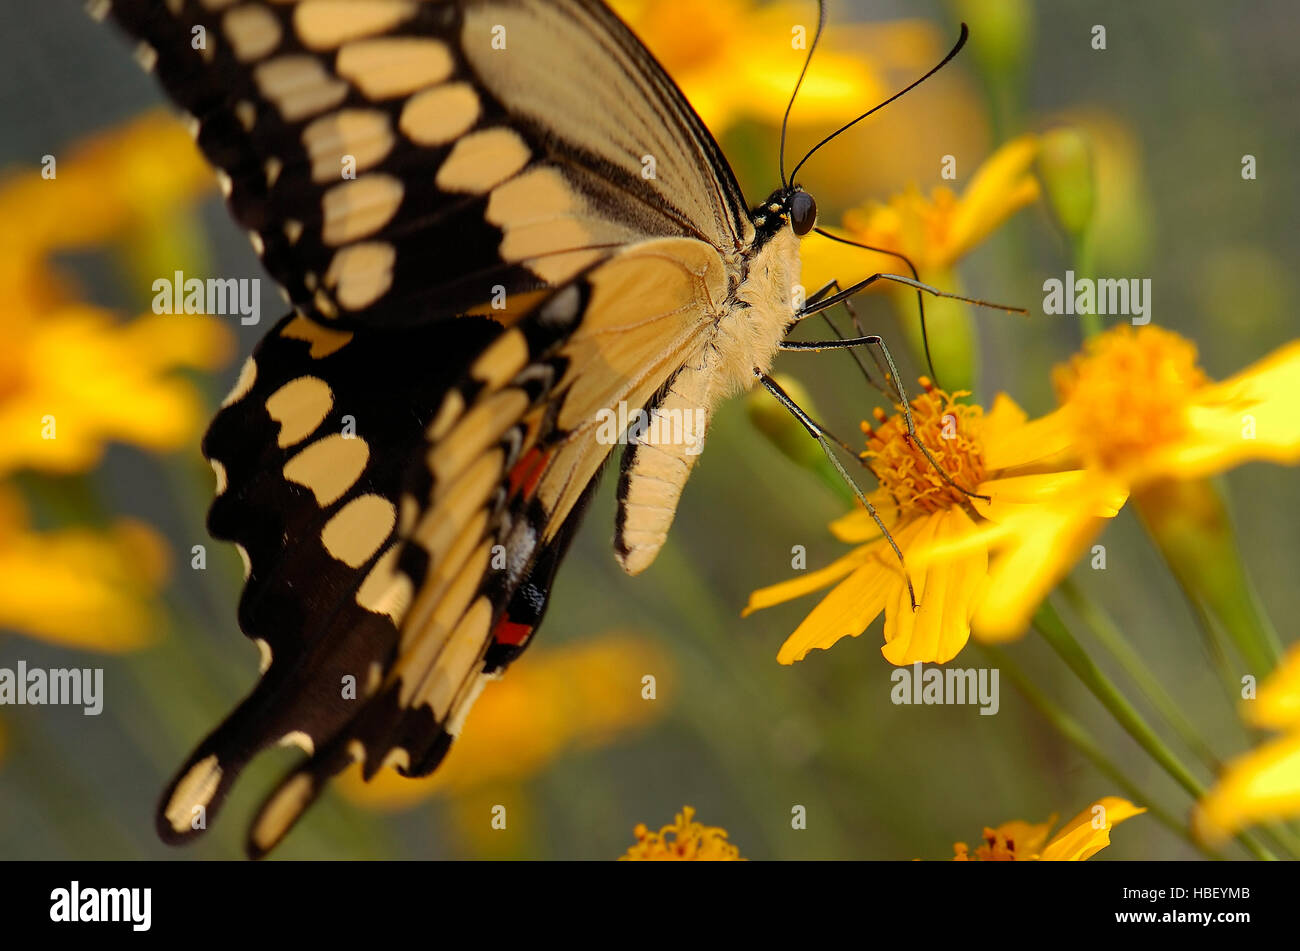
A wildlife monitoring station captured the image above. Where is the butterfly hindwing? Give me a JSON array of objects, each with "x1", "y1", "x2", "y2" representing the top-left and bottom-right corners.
[
  {"x1": 236, "y1": 238, "x2": 726, "y2": 854},
  {"x1": 159, "y1": 310, "x2": 506, "y2": 842}
]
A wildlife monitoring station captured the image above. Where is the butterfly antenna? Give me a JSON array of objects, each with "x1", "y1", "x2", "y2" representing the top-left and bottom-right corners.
[
  {"x1": 790, "y1": 22, "x2": 969, "y2": 185},
  {"x1": 779, "y1": 0, "x2": 828, "y2": 187}
]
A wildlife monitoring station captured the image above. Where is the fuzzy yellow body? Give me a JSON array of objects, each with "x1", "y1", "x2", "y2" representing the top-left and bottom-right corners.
[{"x1": 616, "y1": 228, "x2": 802, "y2": 573}]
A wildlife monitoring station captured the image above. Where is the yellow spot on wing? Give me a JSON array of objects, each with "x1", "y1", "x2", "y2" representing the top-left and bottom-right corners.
[
  {"x1": 223, "y1": 5, "x2": 282, "y2": 62},
  {"x1": 255, "y1": 55, "x2": 348, "y2": 122},
  {"x1": 164, "y1": 755, "x2": 221, "y2": 834},
  {"x1": 356, "y1": 544, "x2": 415, "y2": 621},
  {"x1": 337, "y1": 37, "x2": 453, "y2": 99},
  {"x1": 435, "y1": 127, "x2": 530, "y2": 194},
  {"x1": 265, "y1": 375, "x2": 334, "y2": 448},
  {"x1": 321, "y1": 174, "x2": 404, "y2": 246},
  {"x1": 303, "y1": 109, "x2": 394, "y2": 184},
  {"x1": 293, "y1": 0, "x2": 416, "y2": 51},
  {"x1": 396, "y1": 541, "x2": 491, "y2": 706},
  {"x1": 281, "y1": 314, "x2": 353, "y2": 359},
  {"x1": 399, "y1": 82, "x2": 480, "y2": 146},
  {"x1": 283, "y1": 433, "x2": 370, "y2": 507},
  {"x1": 320, "y1": 494, "x2": 396, "y2": 568},
  {"x1": 250, "y1": 773, "x2": 314, "y2": 854},
  {"x1": 428, "y1": 389, "x2": 465, "y2": 441},
  {"x1": 471, "y1": 330, "x2": 529, "y2": 389},
  {"x1": 418, "y1": 595, "x2": 493, "y2": 718},
  {"x1": 255, "y1": 637, "x2": 273, "y2": 673},
  {"x1": 222, "y1": 355, "x2": 257, "y2": 407},
  {"x1": 279, "y1": 731, "x2": 315, "y2": 755},
  {"x1": 428, "y1": 388, "x2": 529, "y2": 484},
  {"x1": 324, "y1": 242, "x2": 396, "y2": 310},
  {"x1": 207, "y1": 460, "x2": 228, "y2": 500}
]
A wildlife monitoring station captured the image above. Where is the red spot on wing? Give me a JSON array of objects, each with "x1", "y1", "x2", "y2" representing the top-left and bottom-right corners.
[
  {"x1": 507, "y1": 446, "x2": 549, "y2": 499},
  {"x1": 493, "y1": 618, "x2": 533, "y2": 647}
]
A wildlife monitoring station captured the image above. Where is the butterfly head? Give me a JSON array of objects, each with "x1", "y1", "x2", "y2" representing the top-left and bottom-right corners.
[{"x1": 752, "y1": 185, "x2": 818, "y2": 242}]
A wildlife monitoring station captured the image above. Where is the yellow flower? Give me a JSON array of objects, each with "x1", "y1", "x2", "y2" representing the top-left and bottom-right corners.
[
  {"x1": 0, "y1": 110, "x2": 211, "y2": 257},
  {"x1": 0, "y1": 486, "x2": 170, "y2": 651},
  {"x1": 744, "y1": 380, "x2": 1124, "y2": 664},
  {"x1": 0, "y1": 111, "x2": 227, "y2": 657},
  {"x1": 1194, "y1": 643, "x2": 1300, "y2": 844},
  {"x1": 338, "y1": 635, "x2": 671, "y2": 808},
  {"x1": 952, "y1": 796, "x2": 1145, "y2": 861},
  {"x1": 620, "y1": 806, "x2": 743, "y2": 861},
  {"x1": 802, "y1": 134, "x2": 1041, "y2": 292},
  {"x1": 608, "y1": 0, "x2": 887, "y2": 135},
  {"x1": 0, "y1": 303, "x2": 233, "y2": 476},
  {"x1": 923, "y1": 325, "x2": 1300, "y2": 641},
  {"x1": 0, "y1": 110, "x2": 230, "y2": 475}
]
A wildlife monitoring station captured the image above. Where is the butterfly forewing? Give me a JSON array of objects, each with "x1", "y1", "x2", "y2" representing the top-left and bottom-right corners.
[{"x1": 105, "y1": 0, "x2": 750, "y2": 327}]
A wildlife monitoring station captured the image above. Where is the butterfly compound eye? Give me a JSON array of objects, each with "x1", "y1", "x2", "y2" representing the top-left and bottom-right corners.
[{"x1": 790, "y1": 190, "x2": 817, "y2": 236}]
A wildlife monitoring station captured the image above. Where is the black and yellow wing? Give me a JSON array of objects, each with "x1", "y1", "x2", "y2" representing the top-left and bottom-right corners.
[
  {"x1": 101, "y1": 0, "x2": 752, "y2": 326},
  {"x1": 97, "y1": 0, "x2": 751, "y2": 855}
]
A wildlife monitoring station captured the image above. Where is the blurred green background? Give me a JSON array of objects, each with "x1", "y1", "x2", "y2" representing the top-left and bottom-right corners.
[{"x1": 0, "y1": 0, "x2": 1297, "y2": 860}]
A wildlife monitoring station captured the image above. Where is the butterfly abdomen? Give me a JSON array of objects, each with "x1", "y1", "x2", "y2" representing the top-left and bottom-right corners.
[
  {"x1": 614, "y1": 228, "x2": 802, "y2": 574},
  {"x1": 614, "y1": 362, "x2": 715, "y2": 574}
]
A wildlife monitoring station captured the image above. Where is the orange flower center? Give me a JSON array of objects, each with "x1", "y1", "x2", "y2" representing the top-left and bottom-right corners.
[
  {"x1": 862, "y1": 380, "x2": 986, "y2": 517},
  {"x1": 953, "y1": 828, "x2": 1023, "y2": 861},
  {"x1": 620, "y1": 806, "x2": 743, "y2": 861},
  {"x1": 1053, "y1": 326, "x2": 1208, "y2": 471}
]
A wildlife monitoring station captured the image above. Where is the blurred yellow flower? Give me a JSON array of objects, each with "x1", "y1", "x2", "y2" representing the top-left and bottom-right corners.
[
  {"x1": 0, "y1": 486, "x2": 169, "y2": 651},
  {"x1": 1194, "y1": 644, "x2": 1300, "y2": 844},
  {"x1": 0, "y1": 109, "x2": 229, "y2": 475},
  {"x1": 609, "y1": 0, "x2": 887, "y2": 134},
  {"x1": 338, "y1": 635, "x2": 671, "y2": 808},
  {"x1": 952, "y1": 796, "x2": 1145, "y2": 861},
  {"x1": 0, "y1": 304, "x2": 232, "y2": 475},
  {"x1": 0, "y1": 110, "x2": 212, "y2": 257},
  {"x1": 802, "y1": 134, "x2": 1041, "y2": 291},
  {"x1": 744, "y1": 380, "x2": 1124, "y2": 665},
  {"x1": 620, "y1": 806, "x2": 743, "y2": 861},
  {"x1": 0, "y1": 110, "x2": 227, "y2": 656},
  {"x1": 923, "y1": 326, "x2": 1300, "y2": 640}
]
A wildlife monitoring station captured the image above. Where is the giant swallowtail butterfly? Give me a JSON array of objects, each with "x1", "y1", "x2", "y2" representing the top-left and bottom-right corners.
[{"x1": 95, "y1": 0, "x2": 973, "y2": 856}]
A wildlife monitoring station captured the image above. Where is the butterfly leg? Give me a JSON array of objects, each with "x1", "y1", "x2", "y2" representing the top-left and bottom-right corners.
[
  {"x1": 755, "y1": 370, "x2": 918, "y2": 611},
  {"x1": 780, "y1": 328, "x2": 990, "y2": 503},
  {"x1": 804, "y1": 280, "x2": 897, "y2": 400}
]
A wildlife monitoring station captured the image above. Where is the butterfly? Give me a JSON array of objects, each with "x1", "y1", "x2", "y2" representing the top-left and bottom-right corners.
[{"x1": 95, "y1": 0, "x2": 973, "y2": 857}]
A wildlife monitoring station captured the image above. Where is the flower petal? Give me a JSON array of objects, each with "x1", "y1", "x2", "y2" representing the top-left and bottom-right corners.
[
  {"x1": 1194, "y1": 732, "x2": 1300, "y2": 845},
  {"x1": 972, "y1": 497, "x2": 1108, "y2": 643},
  {"x1": 883, "y1": 508, "x2": 986, "y2": 664},
  {"x1": 1040, "y1": 797, "x2": 1146, "y2": 860},
  {"x1": 775, "y1": 552, "x2": 895, "y2": 664},
  {"x1": 945, "y1": 134, "x2": 1041, "y2": 262},
  {"x1": 1244, "y1": 643, "x2": 1300, "y2": 732},
  {"x1": 982, "y1": 404, "x2": 1076, "y2": 471},
  {"x1": 743, "y1": 543, "x2": 876, "y2": 617}
]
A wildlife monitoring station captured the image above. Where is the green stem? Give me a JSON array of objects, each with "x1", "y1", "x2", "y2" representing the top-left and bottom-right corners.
[
  {"x1": 1070, "y1": 234, "x2": 1103, "y2": 340},
  {"x1": 1058, "y1": 581, "x2": 1223, "y2": 773},
  {"x1": 979, "y1": 643, "x2": 1217, "y2": 859},
  {"x1": 1032, "y1": 601, "x2": 1277, "y2": 860}
]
